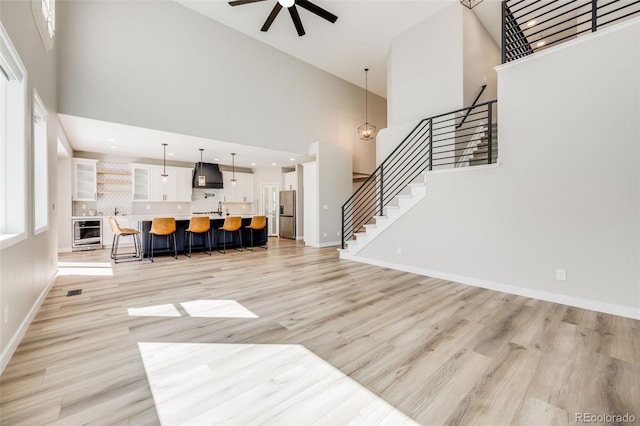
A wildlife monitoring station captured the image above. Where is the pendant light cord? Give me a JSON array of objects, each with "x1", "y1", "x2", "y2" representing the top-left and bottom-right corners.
[{"x1": 365, "y1": 68, "x2": 368, "y2": 124}]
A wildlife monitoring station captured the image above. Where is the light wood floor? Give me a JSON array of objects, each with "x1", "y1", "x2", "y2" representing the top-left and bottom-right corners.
[{"x1": 1, "y1": 239, "x2": 638, "y2": 425}]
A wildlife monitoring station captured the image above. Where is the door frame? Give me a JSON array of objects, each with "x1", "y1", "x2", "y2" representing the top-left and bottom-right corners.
[{"x1": 261, "y1": 183, "x2": 280, "y2": 236}]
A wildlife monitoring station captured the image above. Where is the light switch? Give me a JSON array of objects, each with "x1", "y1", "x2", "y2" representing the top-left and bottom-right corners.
[{"x1": 323, "y1": 205, "x2": 328, "y2": 210}]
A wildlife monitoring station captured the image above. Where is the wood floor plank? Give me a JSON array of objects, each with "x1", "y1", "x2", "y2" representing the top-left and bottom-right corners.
[{"x1": 1, "y1": 239, "x2": 638, "y2": 425}]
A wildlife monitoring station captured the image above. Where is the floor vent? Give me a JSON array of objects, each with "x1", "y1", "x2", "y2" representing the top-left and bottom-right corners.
[{"x1": 66, "y1": 289, "x2": 82, "y2": 297}]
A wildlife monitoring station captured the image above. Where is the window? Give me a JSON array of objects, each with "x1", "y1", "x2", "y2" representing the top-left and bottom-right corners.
[
  {"x1": 32, "y1": 0, "x2": 55, "y2": 52},
  {"x1": 0, "y1": 23, "x2": 28, "y2": 249},
  {"x1": 33, "y1": 90, "x2": 48, "y2": 234}
]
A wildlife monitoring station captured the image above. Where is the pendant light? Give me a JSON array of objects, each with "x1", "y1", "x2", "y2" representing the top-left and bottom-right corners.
[
  {"x1": 358, "y1": 68, "x2": 376, "y2": 140},
  {"x1": 197, "y1": 148, "x2": 206, "y2": 187},
  {"x1": 231, "y1": 153, "x2": 237, "y2": 185},
  {"x1": 161, "y1": 143, "x2": 169, "y2": 182}
]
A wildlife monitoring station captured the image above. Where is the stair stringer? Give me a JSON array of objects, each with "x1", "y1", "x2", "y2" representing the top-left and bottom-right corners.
[{"x1": 339, "y1": 179, "x2": 427, "y2": 259}]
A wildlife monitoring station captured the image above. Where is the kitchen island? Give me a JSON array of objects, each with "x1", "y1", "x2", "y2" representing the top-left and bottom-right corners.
[{"x1": 137, "y1": 215, "x2": 267, "y2": 257}]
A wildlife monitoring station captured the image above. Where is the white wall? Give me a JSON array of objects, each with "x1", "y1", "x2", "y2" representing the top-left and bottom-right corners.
[
  {"x1": 356, "y1": 21, "x2": 640, "y2": 318},
  {"x1": 0, "y1": 1, "x2": 59, "y2": 372},
  {"x1": 56, "y1": 0, "x2": 386, "y2": 167},
  {"x1": 316, "y1": 142, "x2": 352, "y2": 247},
  {"x1": 387, "y1": 4, "x2": 463, "y2": 127},
  {"x1": 303, "y1": 161, "x2": 318, "y2": 246},
  {"x1": 462, "y1": 7, "x2": 500, "y2": 107}
]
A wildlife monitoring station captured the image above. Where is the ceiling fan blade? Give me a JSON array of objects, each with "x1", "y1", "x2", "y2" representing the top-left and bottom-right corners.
[
  {"x1": 229, "y1": 0, "x2": 268, "y2": 6},
  {"x1": 296, "y1": 0, "x2": 338, "y2": 24},
  {"x1": 261, "y1": 3, "x2": 283, "y2": 32},
  {"x1": 289, "y1": 5, "x2": 306, "y2": 36}
]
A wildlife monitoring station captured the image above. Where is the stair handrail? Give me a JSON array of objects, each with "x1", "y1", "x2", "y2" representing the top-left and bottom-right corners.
[
  {"x1": 341, "y1": 100, "x2": 498, "y2": 249},
  {"x1": 456, "y1": 84, "x2": 487, "y2": 129}
]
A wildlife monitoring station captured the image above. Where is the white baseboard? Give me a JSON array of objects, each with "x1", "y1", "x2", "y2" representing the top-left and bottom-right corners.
[
  {"x1": 349, "y1": 256, "x2": 640, "y2": 320},
  {"x1": 0, "y1": 273, "x2": 57, "y2": 374},
  {"x1": 318, "y1": 240, "x2": 340, "y2": 248}
]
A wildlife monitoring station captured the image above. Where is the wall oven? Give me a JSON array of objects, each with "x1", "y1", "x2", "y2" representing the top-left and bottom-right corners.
[{"x1": 72, "y1": 219, "x2": 102, "y2": 251}]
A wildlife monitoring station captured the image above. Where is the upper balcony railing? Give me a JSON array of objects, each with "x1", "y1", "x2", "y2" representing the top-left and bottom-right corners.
[{"x1": 502, "y1": 0, "x2": 640, "y2": 63}]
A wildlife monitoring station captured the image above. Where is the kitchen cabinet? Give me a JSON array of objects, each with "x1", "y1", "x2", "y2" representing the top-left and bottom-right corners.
[
  {"x1": 176, "y1": 167, "x2": 193, "y2": 202},
  {"x1": 133, "y1": 164, "x2": 192, "y2": 202},
  {"x1": 73, "y1": 158, "x2": 98, "y2": 201},
  {"x1": 132, "y1": 165, "x2": 151, "y2": 201},
  {"x1": 284, "y1": 171, "x2": 297, "y2": 191},
  {"x1": 222, "y1": 171, "x2": 254, "y2": 202}
]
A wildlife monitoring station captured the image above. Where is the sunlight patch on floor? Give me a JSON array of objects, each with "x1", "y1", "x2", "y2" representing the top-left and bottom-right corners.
[
  {"x1": 128, "y1": 304, "x2": 181, "y2": 317},
  {"x1": 138, "y1": 342, "x2": 418, "y2": 426},
  {"x1": 127, "y1": 300, "x2": 259, "y2": 319},
  {"x1": 180, "y1": 300, "x2": 259, "y2": 318},
  {"x1": 57, "y1": 261, "x2": 113, "y2": 276}
]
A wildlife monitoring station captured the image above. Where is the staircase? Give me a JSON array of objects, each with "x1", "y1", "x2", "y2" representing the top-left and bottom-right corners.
[
  {"x1": 339, "y1": 175, "x2": 426, "y2": 258},
  {"x1": 340, "y1": 100, "x2": 498, "y2": 258}
]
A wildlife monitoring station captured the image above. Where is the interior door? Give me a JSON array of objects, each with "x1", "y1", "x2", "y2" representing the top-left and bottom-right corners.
[{"x1": 261, "y1": 183, "x2": 279, "y2": 236}]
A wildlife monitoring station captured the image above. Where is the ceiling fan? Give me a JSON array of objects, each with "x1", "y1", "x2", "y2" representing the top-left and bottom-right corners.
[{"x1": 228, "y1": 0, "x2": 338, "y2": 37}]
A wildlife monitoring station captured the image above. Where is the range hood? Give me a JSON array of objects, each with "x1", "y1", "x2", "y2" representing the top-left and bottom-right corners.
[{"x1": 192, "y1": 162, "x2": 223, "y2": 189}]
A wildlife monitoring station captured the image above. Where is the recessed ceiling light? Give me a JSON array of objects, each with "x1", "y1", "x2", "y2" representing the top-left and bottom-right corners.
[
  {"x1": 214, "y1": 158, "x2": 219, "y2": 161},
  {"x1": 289, "y1": 158, "x2": 295, "y2": 161},
  {"x1": 536, "y1": 40, "x2": 545, "y2": 47},
  {"x1": 168, "y1": 152, "x2": 174, "y2": 156},
  {"x1": 272, "y1": 162, "x2": 277, "y2": 166},
  {"x1": 107, "y1": 138, "x2": 115, "y2": 142},
  {"x1": 110, "y1": 145, "x2": 117, "y2": 150},
  {"x1": 251, "y1": 162, "x2": 256, "y2": 166},
  {"x1": 527, "y1": 20, "x2": 536, "y2": 26}
]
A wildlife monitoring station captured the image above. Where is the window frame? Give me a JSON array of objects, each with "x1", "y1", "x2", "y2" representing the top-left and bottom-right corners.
[
  {"x1": 33, "y1": 89, "x2": 49, "y2": 235},
  {"x1": 32, "y1": 0, "x2": 55, "y2": 52},
  {"x1": 0, "y1": 23, "x2": 28, "y2": 250}
]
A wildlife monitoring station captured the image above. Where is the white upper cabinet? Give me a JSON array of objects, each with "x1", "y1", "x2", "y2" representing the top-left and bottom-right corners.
[
  {"x1": 222, "y1": 171, "x2": 254, "y2": 202},
  {"x1": 73, "y1": 158, "x2": 98, "y2": 201},
  {"x1": 133, "y1": 164, "x2": 192, "y2": 202},
  {"x1": 176, "y1": 167, "x2": 193, "y2": 202},
  {"x1": 132, "y1": 164, "x2": 151, "y2": 201},
  {"x1": 284, "y1": 171, "x2": 297, "y2": 191}
]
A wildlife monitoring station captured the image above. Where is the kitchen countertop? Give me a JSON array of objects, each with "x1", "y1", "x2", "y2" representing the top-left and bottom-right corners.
[{"x1": 72, "y1": 214, "x2": 258, "y2": 220}]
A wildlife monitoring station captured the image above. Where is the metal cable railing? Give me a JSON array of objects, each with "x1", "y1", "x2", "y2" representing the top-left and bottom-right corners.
[
  {"x1": 502, "y1": 0, "x2": 640, "y2": 63},
  {"x1": 341, "y1": 100, "x2": 498, "y2": 249}
]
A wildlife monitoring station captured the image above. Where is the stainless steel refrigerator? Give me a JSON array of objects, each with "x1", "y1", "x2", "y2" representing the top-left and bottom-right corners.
[{"x1": 279, "y1": 190, "x2": 296, "y2": 239}]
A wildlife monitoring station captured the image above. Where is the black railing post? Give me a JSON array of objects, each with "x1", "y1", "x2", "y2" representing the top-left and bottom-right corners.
[
  {"x1": 379, "y1": 166, "x2": 384, "y2": 216},
  {"x1": 341, "y1": 205, "x2": 345, "y2": 248},
  {"x1": 591, "y1": 0, "x2": 597, "y2": 32},
  {"x1": 487, "y1": 102, "x2": 493, "y2": 165},
  {"x1": 501, "y1": 1, "x2": 506, "y2": 64},
  {"x1": 428, "y1": 118, "x2": 433, "y2": 171}
]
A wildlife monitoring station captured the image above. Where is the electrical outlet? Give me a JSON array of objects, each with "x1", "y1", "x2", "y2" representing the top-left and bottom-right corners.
[
  {"x1": 4, "y1": 306, "x2": 8, "y2": 325},
  {"x1": 178, "y1": 205, "x2": 182, "y2": 209},
  {"x1": 146, "y1": 204, "x2": 151, "y2": 210},
  {"x1": 323, "y1": 205, "x2": 328, "y2": 210},
  {"x1": 323, "y1": 232, "x2": 327, "y2": 237},
  {"x1": 556, "y1": 269, "x2": 567, "y2": 281},
  {"x1": 397, "y1": 247, "x2": 402, "y2": 255},
  {"x1": 337, "y1": 231, "x2": 340, "y2": 236}
]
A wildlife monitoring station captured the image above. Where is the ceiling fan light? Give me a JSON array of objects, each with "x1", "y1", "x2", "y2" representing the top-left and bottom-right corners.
[{"x1": 279, "y1": 0, "x2": 294, "y2": 8}]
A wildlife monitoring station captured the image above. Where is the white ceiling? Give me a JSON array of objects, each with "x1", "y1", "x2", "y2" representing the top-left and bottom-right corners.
[
  {"x1": 60, "y1": 0, "x2": 501, "y2": 166},
  {"x1": 59, "y1": 114, "x2": 314, "y2": 168},
  {"x1": 176, "y1": 0, "x2": 457, "y2": 98}
]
